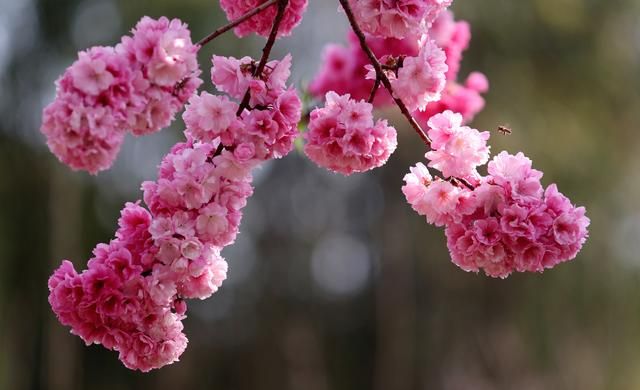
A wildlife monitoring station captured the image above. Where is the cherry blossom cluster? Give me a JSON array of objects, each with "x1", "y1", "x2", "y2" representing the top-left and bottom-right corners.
[
  {"x1": 41, "y1": 17, "x2": 201, "y2": 174},
  {"x1": 48, "y1": 203, "x2": 192, "y2": 372},
  {"x1": 349, "y1": 0, "x2": 452, "y2": 39},
  {"x1": 43, "y1": 0, "x2": 592, "y2": 373},
  {"x1": 310, "y1": 10, "x2": 488, "y2": 124},
  {"x1": 402, "y1": 111, "x2": 590, "y2": 278},
  {"x1": 49, "y1": 49, "x2": 301, "y2": 370},
  {"x1": 219, "y1": 0, "x2": 308, "y2": 37},
  {"x1": 304, "y1": 92, "x2": 397, "y2": 175},
  {"x1": 187, "y1": 54, "x2": 302, "y2": 162},
  {"x1": 48, "y1": 142, "x2": 245, "y2": 371}
]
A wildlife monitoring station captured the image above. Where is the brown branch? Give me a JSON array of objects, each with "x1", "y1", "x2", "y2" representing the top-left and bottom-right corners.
[
  {"x1": 338, "y1": 0, "x2": 479, "y2": 191},
  {"x1": 368, "y1": 77, "x2": 381, "y2": 103},
  {"x1": 449, "y1": 177, "x2": 475, "y2": 191},
  {"x1": 236, "y1": 0, "x2": 290, "y2": 115},
  {"x1": 196, "y1": 0, "x2": 279, "y2": 47},
  {"x1": 337, "y1": 0, "x2": 432, "y2": 147}
]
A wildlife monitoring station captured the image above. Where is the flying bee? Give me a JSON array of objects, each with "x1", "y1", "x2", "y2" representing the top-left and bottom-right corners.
[{"x1": 497, "y1": 125, "x2": 512, "y2": 135}]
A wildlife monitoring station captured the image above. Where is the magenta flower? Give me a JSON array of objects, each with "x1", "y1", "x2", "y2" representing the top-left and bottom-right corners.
[{"x1": 304, "y1": 92, "x2": 397, "y2": 175}]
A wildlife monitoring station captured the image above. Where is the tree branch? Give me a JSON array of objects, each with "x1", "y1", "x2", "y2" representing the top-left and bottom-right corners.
[
  {"x1": 368, "y1": 77, "x2": 381, "y2": 103},
  {"x1": 211, "y1": 0, "x2": 289, "y2": 159},
  {"x1": 337, "y1": 0, "x2": 432, "y2": 147},
  {"x1": 196, "y1": 0, "x2": 279, "y2": 47},
  {"x1": 236, "y1": 0, "x2": 290, "y2": 115},
  {"x1": 338, "y1": 0, "x2": 478, "y2": 190}
]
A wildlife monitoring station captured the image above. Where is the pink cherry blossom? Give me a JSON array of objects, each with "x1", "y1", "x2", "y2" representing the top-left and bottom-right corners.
[
  {"x1": 304, "y1": 92, "x2": 397, "y2": 175},
  {"x1": 429, "y1": 10, "x2": 470, "y2": 80},
  {"x1": 48, "y1": 203, "x2": 192, "y2": 372},
  {"x1": 403, "y1": 151, "x2": 590, "y2": 278},
  {"x1": 425, "y1": 110, "x2": 490, "y2": 179},
  {"x1": 211, "y1": 55, "x2": 254, "y2": 100},
  {"x1": 488, "y1": 151, "x2": 544, "y2": 203},
  {"x1": 402, "y1": 162, "x2": 432, "y2": 208},
  {"x1": 309, "y1": 11, "x2": 489, "y2": 125},
  {"x1": 219, "y1": 0, "x2": 308, "y2": 38},
  {"x1": 209, "y1": 54, "x2": 302, "y2": 161},
  {"x1": 402, "y1": 164, "x2": 463, "y2": 226},
  {"x1": 183, "y1": 92, "x2": 241, "y2": 144},
  {"x1": 391, "y1": 38, "x2": 448, "y2": 112},
  {"x1": 309, "y1": 32, "x2": 420, "y2": 105},
  {"x1": 349, "y1": 0, "x2": 452, "y2": 39},
  {"x1": 118, "y1": 16, "x2": 202, "y2": 136},
  {"x1": 41, "y1": 46, "x2": 131, "y2": 174},
  {"x1": 41, "y1": 16, "x2": 202, "y2": 174}
]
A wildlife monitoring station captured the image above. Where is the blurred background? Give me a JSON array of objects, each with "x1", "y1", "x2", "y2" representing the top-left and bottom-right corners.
[{"x1": 1, "y1": 0, "x2": 640, "y2": 389}]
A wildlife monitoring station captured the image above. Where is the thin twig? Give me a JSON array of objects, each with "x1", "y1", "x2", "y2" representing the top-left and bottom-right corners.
[
  {"x1": 210, "y1": 0, "x2": 284, "y2": 158},
  {"x1": 196, "y1": 0, "x2": 279, "y2": 47},
  {"x1": 450, "y1": 177, "x2": 475, "y2": 191},
  {"x1": 368, "y1": 77, "x2": 381, "y2": 103},
  {"x1": 236, "y1": 0, "x2": 290, "y2": 115},
  {"x1": 337, "y1": 0, "x2": 432, "y2": 147}
]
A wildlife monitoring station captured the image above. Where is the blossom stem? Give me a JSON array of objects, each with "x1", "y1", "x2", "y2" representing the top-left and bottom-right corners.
[
  {"x1": 196, "y1": 0, "x2": 279, "y2": 47},
  {"x1": 449, "y1": 177, "x2": 475, "y2": 191},
  {"x1": 368, "y1": 77, "x2": 381, "y2": 103},
  {"x1": 337, "y1": 0, "x2": 432, "y2": 148},
  {"x1": 236, "y1": 0, "x2": 290, "y2": 115}
]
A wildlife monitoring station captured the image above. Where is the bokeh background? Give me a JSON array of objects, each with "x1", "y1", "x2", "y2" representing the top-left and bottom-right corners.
[{"x1": 1, "y1": 0, "x2": 640, "y2": 389}]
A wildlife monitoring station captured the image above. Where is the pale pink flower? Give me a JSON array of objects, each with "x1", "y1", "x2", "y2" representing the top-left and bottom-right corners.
[
  {"x1": 429, "y1": 10, "x2": 470, "y2": 80},
  {"x1": 419, "y1": 179, "x2": 462, "y2": 226},
  {"x1": 70, "y1": 49, "x2": 117, "y2": 95},
  {"x1": 119, "y1": 16, "x2": 202, "y2": 136},
  {"x1": 40, "y1": 46, "x2": 131, "y2": 174},
  {"x1": 488, "y1": 151, "x2": 544, "y2": 203},
  {"x1": 402, "y1": 162, "x2": 432, "y2": 209},
  {"x1": 211, "y1": 55, "x2": 253, "y2": 99},
  {"x1": 425, "y1": 111, "x2": 490, "y2": 179},
  {"x1": 391, "y1": 39, "x2": 447, "y2": 112},
  {"x1": 183, "y1": 92, "x2": 241, "y2": 144},
  {"x1": 350, "y1": 0, "x2": 452, "y2": 39}
]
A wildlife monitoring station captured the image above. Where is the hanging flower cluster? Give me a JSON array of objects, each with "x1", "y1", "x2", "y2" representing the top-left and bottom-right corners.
[
  {"x1": 304, "y1": 92, "x2": 397, "y2": 175},
  {"x1": 43, "y1": 0, "x2": 590, "y2": 372},
  {"x1": 41, "y1": 17, "x2": 201, "y2": 174},
  {"x1": 49, "y1": 50, "x2": 300, "y2": 371},
  {"x1": 402, "y1": 111, "x2": 589, "y2": 278}
]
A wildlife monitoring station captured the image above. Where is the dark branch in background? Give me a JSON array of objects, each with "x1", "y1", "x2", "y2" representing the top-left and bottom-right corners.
[
  {"x1": 196, "y1": 0, "x2": 278, "y2": 47},
  {"x1": 337, "y1": 0, "x2": 432, "y2": 147}
]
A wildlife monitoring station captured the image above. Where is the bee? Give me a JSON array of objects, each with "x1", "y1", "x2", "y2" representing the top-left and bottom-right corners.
[{"x1": 497, "y1": 125, "x2": 512, "y2": 135}]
